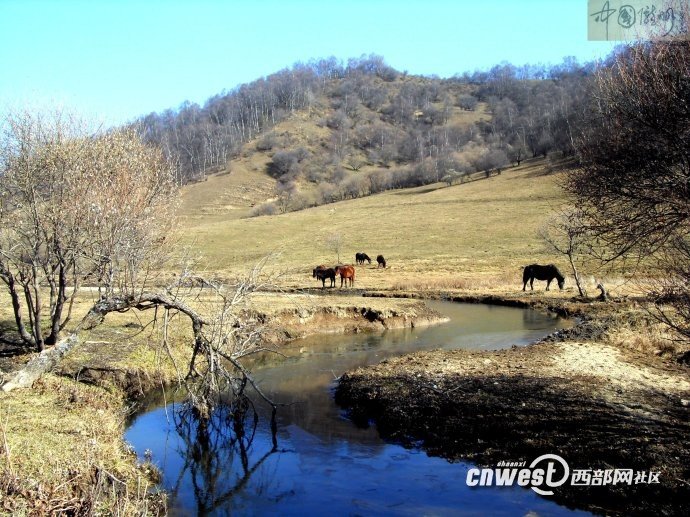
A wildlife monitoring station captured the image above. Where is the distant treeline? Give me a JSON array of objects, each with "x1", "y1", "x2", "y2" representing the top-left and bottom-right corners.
[{"x1": 132, "y1": 53, "x2": 600, "y2": 211}]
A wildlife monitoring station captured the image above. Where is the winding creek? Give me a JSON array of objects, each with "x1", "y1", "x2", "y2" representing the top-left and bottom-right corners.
[{"x1": 126, "y1": 301, "x2": 589, "y2": 516}]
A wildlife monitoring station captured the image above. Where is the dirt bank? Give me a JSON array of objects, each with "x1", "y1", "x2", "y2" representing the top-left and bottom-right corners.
[
  {"x1": 335, "y1": 299, "x2": 690, "y2": 516},
  {"x1": 259, "y1": 293, "x2": 448, "y2": 342}
]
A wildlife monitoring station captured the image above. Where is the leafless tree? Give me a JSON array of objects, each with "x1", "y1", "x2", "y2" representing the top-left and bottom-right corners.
[
  {"x1": 80, "y1": 261, "x2": 279, "y2": 419},
  {"x1": 2, "y1": 249, "x2": 281, "y2": 422},
  {"x1": 275, "y1": 180, "x2": 297, "y2": 213},
  {"x1": 569, "y1": 41, "x2": 690, "y2": 261},
  {"x1": 540, "y1": 208, "x2": 591, "y2": 297},
  {"x1": 0, "y1": 109, "x2": 283, "y2": 422},
  {"x1": 569, "y1": 40, "x2": 690, "y2": 336},
  {"x1": 458, "y1": 93, "x2": 479, "y2": 111},
  {"x1": 0, "y1": 109, "x2": 176, "y2": 351},
  {"x1": 325, "y1": 232, "x2": 344, "y2": 263}
]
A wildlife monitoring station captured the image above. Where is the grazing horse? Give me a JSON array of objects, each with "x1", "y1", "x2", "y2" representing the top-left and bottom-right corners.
[
  {"x1": 355, "y1": 252, "x2": 372, "y2": 265},
  {"x1": 313, "y1": 265, "x2": 336, "y2": 288},
  {"x1": 334, "y1": 265, "x2": 355, "y2": 287},
  {"x1": 522, "y1": 264, "x2": 565, "y2": 291},
  {"x1": 376, "y1": 255, "x2": 386, "y2": 268}
]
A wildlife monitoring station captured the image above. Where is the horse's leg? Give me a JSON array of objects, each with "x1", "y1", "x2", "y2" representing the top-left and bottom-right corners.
[
  {"x1": 530, "y1": 278, "x2": 534, "y2": 291},
  {"x1": 546, "y1": 278, "x2": 551, "y2": 291}
]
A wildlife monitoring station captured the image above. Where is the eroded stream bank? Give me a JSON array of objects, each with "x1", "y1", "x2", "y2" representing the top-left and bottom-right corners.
[{"x1": 335, "y1": 319, "x2": 690, "y2": 516}]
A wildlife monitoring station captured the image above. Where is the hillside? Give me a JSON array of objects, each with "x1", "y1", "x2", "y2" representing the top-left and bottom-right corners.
[
  {"x1": 168, "y1": 57, "x2": 585, "y2": 290},
  {"x1": 141, "y1": 55, "x2": 588, "y2": 218},
  {"x1": 177, "y1": 92, "x2": 491, "y2": 220},
  {"x1": 177, "y1": 156, "x2": 569, "y2": 292}
]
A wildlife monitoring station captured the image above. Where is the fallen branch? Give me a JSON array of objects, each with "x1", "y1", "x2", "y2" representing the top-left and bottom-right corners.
[
  {"x1": 1, "y1": 334, "x2": 80, "y2": 392},
  {"x1": 1, "y1": 290, "x2": 208, "y2": 392}
]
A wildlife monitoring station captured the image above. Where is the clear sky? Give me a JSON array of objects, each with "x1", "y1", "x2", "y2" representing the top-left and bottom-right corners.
[{"x1": 0, "y1": 0, "x2": 615, "y2": 127}]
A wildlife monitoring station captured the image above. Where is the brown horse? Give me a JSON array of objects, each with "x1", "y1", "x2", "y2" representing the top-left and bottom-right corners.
[
  {"x1": 376, "y1": 255, "x2": 386, "y2": 268},
  {"x1": 334, "y1": 265, "x2": 355, "y2": 287}
]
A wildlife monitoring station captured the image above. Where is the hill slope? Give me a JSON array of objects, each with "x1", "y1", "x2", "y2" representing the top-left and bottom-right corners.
[{"x1": 177, "y1": 157, "x2": 567, "y2": 291}]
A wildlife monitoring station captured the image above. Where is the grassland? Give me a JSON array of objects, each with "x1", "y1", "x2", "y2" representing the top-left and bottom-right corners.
[{"x1": 177, "y1": 158, "x2": 588, "y2": 294}]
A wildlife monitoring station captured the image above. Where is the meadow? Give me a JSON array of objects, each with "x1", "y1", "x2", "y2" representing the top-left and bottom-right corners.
[{"x1": 176, "y1": 157, "x2": 575, "y2": 294}]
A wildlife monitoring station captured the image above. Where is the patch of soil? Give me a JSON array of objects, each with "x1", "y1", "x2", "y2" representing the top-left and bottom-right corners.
[{"x1": 335, "y1": 341, "x2": 690, "y2": 516}]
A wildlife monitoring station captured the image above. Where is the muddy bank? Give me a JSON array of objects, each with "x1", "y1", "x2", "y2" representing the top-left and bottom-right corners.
[
  {"x1": 361, "y1": 288, "x2": 636, "y2": 319},
  {"x1": 261, "y1": 297, "x2": 448, "y2": 343},
  {"x1": 335, "y1": 336, "x2": 690, "y2": 516}
]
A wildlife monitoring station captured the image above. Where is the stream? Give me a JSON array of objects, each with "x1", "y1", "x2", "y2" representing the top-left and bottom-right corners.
[{"x1": 126, "y1": 300, "x2": 589, "y2": 516}]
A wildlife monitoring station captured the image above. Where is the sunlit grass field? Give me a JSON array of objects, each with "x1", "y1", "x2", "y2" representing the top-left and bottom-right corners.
[{"x1": 177, "y1": 158, "x2": 570, "y2": 292}]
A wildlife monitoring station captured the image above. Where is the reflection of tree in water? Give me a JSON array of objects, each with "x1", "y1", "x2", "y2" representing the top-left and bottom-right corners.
[{"x1": 169, "y1": 395, "x2": 279, "y2": 515}]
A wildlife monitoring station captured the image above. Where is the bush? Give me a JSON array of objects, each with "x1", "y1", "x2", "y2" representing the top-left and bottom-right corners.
[{"x1": 250, "y1": 202, "x2": 278, "y2": 217}]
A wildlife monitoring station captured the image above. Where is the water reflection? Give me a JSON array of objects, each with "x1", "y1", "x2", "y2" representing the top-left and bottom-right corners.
[{"x1": 163, "y1": 399, "x2": 267, "y2": 513}]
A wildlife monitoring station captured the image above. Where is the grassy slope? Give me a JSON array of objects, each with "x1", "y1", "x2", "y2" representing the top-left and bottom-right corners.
[{"x1": 177, "y1": 158, "x2": 567, "y2": 291}]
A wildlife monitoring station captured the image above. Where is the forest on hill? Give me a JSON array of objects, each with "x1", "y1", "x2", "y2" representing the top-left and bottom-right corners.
[{"x1": 132, "y1": 54, "x2": 598, "y2": 214}]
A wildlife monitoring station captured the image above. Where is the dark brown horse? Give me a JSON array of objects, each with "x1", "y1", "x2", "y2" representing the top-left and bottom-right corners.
[
  {"x1": 355, "y1": 252, "x2": 371, "y2": 265},
  {"x1": 313, "y1": 265, "x2": 336, "y2": 288},
  {"x1": 522, "y1": 264, "x2": 565, "y2": 291},
  {"x1": 376, "y1": 255, "x2": 386, "y2": 268},
  {"x1": 335, "y1": 265, "x2": 355, "y2": 287}
]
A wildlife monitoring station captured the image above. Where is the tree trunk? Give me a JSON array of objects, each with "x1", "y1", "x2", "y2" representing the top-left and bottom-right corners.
[
  {"x1": 568, "y1": 252, "x2": 587, "y2": 297},
  {"x1": 0, "y1": 271, "x2": 36, "y2": 348},
  {"x1": 1, "y1": 333, "x2": 79, "y2": 392}
]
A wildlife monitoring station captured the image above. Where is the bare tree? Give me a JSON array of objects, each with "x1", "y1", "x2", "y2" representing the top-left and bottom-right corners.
[
  {"x1": 457, "y1": 94, "x2": 478, "y2": 111},
  {"x1": 0, "y1": 109, "x2": 286, "y2": 424},
  {"x1": 325, "y1": 232, "x2": 344, "y2": 263},
  {"x1": 2, "y1": 258, "x2": 281, "y2": 422},
  {"x1": 0, "y1": 109, "x2": 176, "y2": 351},
  {"x1": 275, "y1": 180, "x2": 297, "y2": 213},
  {"x1": 569, "y1": 40, "x2": 690, "y2": 336},
  {"x1": 540, "y1": 208, "x2": 590, "y2": 297},
  {"x1": 569, "y1": 41, "x2": 690, "y2": 261}
]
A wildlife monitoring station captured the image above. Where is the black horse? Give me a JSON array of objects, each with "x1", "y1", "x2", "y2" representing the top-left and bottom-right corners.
[
  {"x1": 522, "y1": 264, "x2": 565, "y2": 291},
  {"x1": 313, "y1": 265, "x2": 336, "y2": 288},
  {"x1": 355, "y1": 252, "x2": 371, "y2": 265},
  {"x1": 376, "y1": 255, "x2": 386, "y2": 268}
]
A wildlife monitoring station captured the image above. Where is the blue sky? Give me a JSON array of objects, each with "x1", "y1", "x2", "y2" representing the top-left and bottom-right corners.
[{"x1": 0, "y1": 1, "x2": 615, "y2": 126}]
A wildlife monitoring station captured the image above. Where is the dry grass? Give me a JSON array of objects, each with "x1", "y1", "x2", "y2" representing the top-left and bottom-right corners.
[
  {"x1": 0, "y1": 375, "x2": 163, "y2": 515},
  {"x1": 177, "y1": 158, "x2": 570, "y2": 291},
  {"x1": 601, "y1": 306, "x2": 684, "y2": 358}
]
